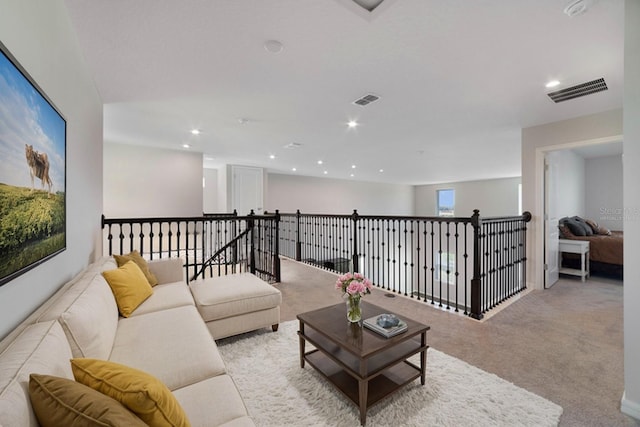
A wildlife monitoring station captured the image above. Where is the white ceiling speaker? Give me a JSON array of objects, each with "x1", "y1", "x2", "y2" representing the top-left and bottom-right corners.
[{"x1": 564, "y1": 0, "x2": 589, "y2": 17}]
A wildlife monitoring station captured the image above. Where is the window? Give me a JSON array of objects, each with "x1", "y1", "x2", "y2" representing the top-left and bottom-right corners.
[
  {"x1": 435, "y1": 252, "x2": 456, "y2": 285},
  {"x1": 437, "y1": 189, "x2": 455, "y2": 217}
]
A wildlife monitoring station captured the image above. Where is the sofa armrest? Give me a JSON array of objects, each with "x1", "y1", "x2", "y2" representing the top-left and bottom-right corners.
[{"x1": 147, "y1": 258, "x2": 185, "y2": 284}]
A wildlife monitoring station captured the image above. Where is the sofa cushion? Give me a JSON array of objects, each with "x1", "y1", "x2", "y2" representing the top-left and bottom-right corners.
[
  {"x1": 0, "y1": 321, "x2": 73, "y2": 427},
  {"x1": 102, "y1": 261, "x2": 154, "y2": 317},
  {"x1": 173, "y1": 375, "x2": 252, "y2": 427},
  {"x1": 190, "y1": 273, "x2": 282, "y2": 322},
  {"x1": 29, "y1": 373, "x2": 146, "y2": 427},
  {"x1": 128, "y1": 282, "x2": 195, "y2": 317},
  {"x1": 58, "y1": 274, "x2": 119, "y2": 359},
  {"x1": 114, "y1": 251, "x2": 159, "y2": 286},
  {"x1": 35, "y1": 258, "x2": 118, "y2": 324},
  {"x1": 71, "y1": 358, "x2": 190, "y2": 427},
  {"x1": 109, "y1": 306, "x2": 226, "y2": 390},
  {"x1": 147, "y1": 258, "x2": 185, "y2": 285}
]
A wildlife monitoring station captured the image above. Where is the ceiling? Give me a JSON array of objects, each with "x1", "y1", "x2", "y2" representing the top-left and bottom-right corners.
[{"x1": 64, "y1": 0, "x2": 624, "y2": 185}]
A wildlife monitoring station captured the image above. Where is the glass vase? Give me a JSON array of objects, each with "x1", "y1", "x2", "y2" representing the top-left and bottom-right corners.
[{"x1": 345, "y1": 294, "x2": 362, "y2": 323}]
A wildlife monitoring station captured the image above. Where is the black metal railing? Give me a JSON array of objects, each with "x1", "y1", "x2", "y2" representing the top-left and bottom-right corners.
[
  {"x1": 278, "y1": 209, "x2": 531, "y2": 319},
  {"x1": 101, "y1": 212, "x2": 281, "y2": 283}
]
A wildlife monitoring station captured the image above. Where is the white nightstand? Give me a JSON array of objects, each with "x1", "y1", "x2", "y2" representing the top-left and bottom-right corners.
[{"x1": 558, "y1": 239, "x2": 590, "y2": 282}]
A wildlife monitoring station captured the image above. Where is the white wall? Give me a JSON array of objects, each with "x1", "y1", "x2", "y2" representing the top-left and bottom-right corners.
[
  {"x1": 265, "y1": 173, "x2": 414, "y2": 216},
  {"x1": 0, "y1": 0, "x2": 103, "y2": 339},
  {"x1": 622, "y1": 0, "x2": 640, "y2": 419},
  {"x1": 103, "y1": 143, "x2": 203, "y2": 217},
  {"x1": 414, "y1": 177, "x2": 521, "y2": 218},
  {"x1": 203, "y1": 167, "x2": 218, "y2": 213},
  {"x1": 548, "y1": 150, "x2": 585, "y2": 219},
  {"x1": 585, "y1": 155, "x2": 623, "y2": 231}
]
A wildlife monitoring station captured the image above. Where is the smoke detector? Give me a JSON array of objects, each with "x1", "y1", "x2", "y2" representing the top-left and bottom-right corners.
[
  {"x1": 564, "y1": 0, "x2": 589, "y2": 17},
  {"x1": 283, "y1": 142, "x2": 302, "y2": 149}
]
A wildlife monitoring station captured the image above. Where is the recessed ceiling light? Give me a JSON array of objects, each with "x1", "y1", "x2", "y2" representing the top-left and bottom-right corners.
[
  {"x1": 269, "y1": 154, "x2": 276, "y2": 159},
  {"x1": 191, "y1": 129, "x2": 200, "y2": 135},
  {"x1": 351, "y1": 164, "x2": 356, "y2": 169},
  {"x1": 264, "y1": 40, "x2": 284, "y2": 54},
  {"x1": 292, "y1": 167, "x2": 297, "y2": 172},
  {"x1": 350, "y1": 174, "x2": 355, "y2": 178},
  {"x1": 323, "y1": 170, "x2": 328, "y2": 175},
  {"x1": 379, "y1": 169, "x2": 384, "y2": 173},
  {"x1": 182, "y1": 144, "x2": 191, "y2": 149},
  {"x1": 317, "y1": 160, "x2": 323, "y2": 165},
  {"x1": 347, "y1": 120, "x2": 358, "y2": 128},
  {"x1": 545, "y1": 80, "x2": 561, "y2": 88}
]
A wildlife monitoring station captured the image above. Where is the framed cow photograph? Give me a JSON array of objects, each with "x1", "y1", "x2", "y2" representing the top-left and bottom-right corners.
[{"x1": 0, "y1": 41, "x2": 66, "y2": 286}]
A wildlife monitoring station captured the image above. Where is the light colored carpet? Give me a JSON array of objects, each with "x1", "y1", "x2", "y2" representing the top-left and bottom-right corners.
[{"x1": 217, "y1": 320, "x2": 563, "y2": 427}]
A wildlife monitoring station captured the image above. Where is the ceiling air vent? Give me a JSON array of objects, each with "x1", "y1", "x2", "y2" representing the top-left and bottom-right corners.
[
  {"x1": 547, "y1": 78, "x2": 608, "y2": 103},
  {"x1": 353, "y1": 93, "x2": 380, "y2": 106}
]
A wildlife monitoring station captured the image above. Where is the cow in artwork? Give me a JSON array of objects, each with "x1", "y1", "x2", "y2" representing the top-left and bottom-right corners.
[{"x1": 25, "y1": 144, "x2": 53, "y2": 196}]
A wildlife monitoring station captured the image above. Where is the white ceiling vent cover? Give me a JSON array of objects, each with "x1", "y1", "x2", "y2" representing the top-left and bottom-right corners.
[
  {"x1": 547, "y1": 78, "x2": 608, "y2": 103},
  {"x1": 353, "y1": 93, "x2": 380, "y2": 106}
]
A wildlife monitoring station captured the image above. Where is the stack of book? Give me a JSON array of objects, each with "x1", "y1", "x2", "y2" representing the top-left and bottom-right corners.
[{"x1": 363, "y1": 314, "x2": 408, "y2": 338}]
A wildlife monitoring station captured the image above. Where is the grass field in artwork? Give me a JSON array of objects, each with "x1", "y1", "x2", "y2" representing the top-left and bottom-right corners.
[{"x1": 0, "y1": 183, "x2": 65, "y2": 279}]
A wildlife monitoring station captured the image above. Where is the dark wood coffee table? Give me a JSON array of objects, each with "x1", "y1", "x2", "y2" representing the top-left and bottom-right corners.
[{"x1": 297, "y1": 301, "x2": 430, "y2": 426}]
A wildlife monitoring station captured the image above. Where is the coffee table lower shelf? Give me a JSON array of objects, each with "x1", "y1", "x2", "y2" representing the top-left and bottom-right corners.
[{"x1": 304, "y1": 349, "x2": 422, "y2": 416}]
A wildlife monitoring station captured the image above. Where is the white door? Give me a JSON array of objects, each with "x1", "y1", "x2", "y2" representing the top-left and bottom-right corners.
[
  {"x1": 544, "y1": 153, "x2": 560, "y2": 288},
  {"x1": 231, "y1": 166, "x2": 264, "y2": 216}
]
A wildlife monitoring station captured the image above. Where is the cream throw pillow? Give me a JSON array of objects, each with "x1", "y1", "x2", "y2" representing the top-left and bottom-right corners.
[
  {"x1": 102, "y1": 261, "x2": 153, "y2": 317},
  {"x1": 71, "y1": 359, "x2": 190, "y2": 427}
]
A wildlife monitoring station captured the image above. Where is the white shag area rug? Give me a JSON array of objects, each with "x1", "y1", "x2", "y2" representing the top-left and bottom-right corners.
[{"x1": 217, "y1": 321, "x2": 563, "y2": 427}]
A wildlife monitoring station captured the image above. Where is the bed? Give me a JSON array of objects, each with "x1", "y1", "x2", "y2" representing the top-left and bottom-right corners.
[{"x1": 558, "y1": 216, "x2": 623, "y2": 278}]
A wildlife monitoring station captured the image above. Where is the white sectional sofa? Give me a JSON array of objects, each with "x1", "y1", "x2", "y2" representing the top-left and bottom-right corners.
[{"x1": 0, "y1": 256, "x2": 280, "y2": 426}]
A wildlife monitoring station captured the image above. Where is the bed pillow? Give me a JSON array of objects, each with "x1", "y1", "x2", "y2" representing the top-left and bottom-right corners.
[
  {"x1": 597, "y1": 225, "x2": 612, "y2": 235},
  {"x1": 585, "y1": 219, "x2": 599, "y2": 234},
  {"x1": 564, "y1": 217, "x2": 587, "y2": 236},
  {"x1": 70, "y1": 358, "x2": 190, "y2": 427},
  {"x1": 114, "y1": 251, "x2": 158, "y2": 286},
  {"x1": 558, "y1": 224, "x2": 575, "y2": 238},
  {"x1": 102, "y1": 261, "x2": 153, "y2": 317},
  {"x1": 572, "y1": 216, "x2": 593, "y2": 235},
  {"x1": 29, "y1": 374, "x2": 147, "y2": 427}
]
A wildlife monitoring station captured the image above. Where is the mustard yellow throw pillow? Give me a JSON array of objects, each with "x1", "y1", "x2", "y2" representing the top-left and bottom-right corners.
[
  {"x1": 29, "y1": 373, "x2": 147, "y2": 427},
  {"x1": 71, "y1": 359, "x2": 190, "y2": 427},
  {"x1": 102, "y1": 261, "x2": 153, "y2": 317},
  {"x1": 114, "y1": 250, "x2": 159, "y2": 286}
]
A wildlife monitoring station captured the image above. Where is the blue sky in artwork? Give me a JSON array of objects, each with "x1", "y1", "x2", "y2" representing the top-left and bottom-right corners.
[{"x1": 0, "y1": 49, "x2": 65, "y2": 191}]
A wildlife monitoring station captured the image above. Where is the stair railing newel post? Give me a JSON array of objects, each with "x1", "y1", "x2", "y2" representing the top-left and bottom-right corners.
[
  {"x1": 522, "y1": 211, "x2": 532, "y2": 291},
  {"x1": 351, "y1": 209, "x2": 359, "y2": 273},
  {"x1": 274, "y1": 210, "x2": 281, "y2": 282},
  {"x1": 295, "y1": 209, "x2": 302, "y2": 261},
  {"x1": 470, "y1": 209, "x2": 484, "y2": 320},
  {"x1": 248, "y1": 210, "x2": 256, "y2": 275}
]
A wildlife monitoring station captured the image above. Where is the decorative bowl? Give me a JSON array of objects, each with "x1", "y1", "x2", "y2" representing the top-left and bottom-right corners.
[{"x1": 376, "y1": 313, "x2": 400, "y2": 328}]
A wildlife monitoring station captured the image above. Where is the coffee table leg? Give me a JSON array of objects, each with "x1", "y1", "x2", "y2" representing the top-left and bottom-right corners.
[
  {"x1": 299, "y1": 321, "x2": 305, "y2": 368},
  {"x1": 358, "y1": 379, "x2": 367, "y2": 425},
  {"x1": 420, "y1": 331, "x2": 427, "y2": 385}
]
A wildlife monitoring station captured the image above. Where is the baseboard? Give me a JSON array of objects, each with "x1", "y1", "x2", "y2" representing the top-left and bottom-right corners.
[{"x1": 621, "y1": 392, "x2": 640, "y2": 421}]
